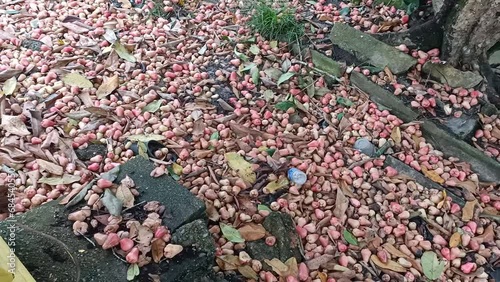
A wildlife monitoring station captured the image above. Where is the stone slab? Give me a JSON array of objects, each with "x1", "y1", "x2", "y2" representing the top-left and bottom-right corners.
[
  {"x1": 330, "y1": 23, "x2": 416, "y2": 74},
  {"x1": 351, "y1": 71, "x2": 500, "y2": 182},
  {"x1": 311, "y1": 50, "x2": 343, "y2": 78},
  {"x1": 422, "y1": 61, "x2": 483, "y2": 89},
  {"x1": 115, "y1": 156, "x2": 206, "y2": 232}
]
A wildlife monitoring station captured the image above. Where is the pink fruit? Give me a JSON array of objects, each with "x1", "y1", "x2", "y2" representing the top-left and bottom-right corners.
[
  {"x1": 460, "y1": 262, "x2": 476, "y2": 274},
  {"x1": 97, "y1": 178, "x2": 113, "y2": 189},
  {"x1": 126, "y1": 247, "x2": 139, "y2": 264},
  {"x1": 94, "y1": 233, "x2": 108, "y2": 246},
  {"x1": 102, "y1": 233, "x2": 120, "y2": 249},
  {"x1": 298, "y1": 262, "x2": 309, "y2": 281},
  {"x1": 120, "y1": 238, "x2": 134, "y2": 252}
]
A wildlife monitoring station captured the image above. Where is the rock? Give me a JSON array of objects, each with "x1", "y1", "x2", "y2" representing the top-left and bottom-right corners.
[
  {"x1": 115, "y1": 156, "x2": 205, "y2": 232},
  {"x1": 432, "y1": 0, "x2": 445, "y2": 13},
  {"x1": 0, "y1": 201, "x2": 126, "y2": 282},
  {"x1": 246, "y1": 212, "x2": 302, "y2": 265},
  {"x1": 422, "y1": 62, "x2": 483, "y2": 88},
  {"x1": 153, "y1": 219, "x2": 216, "y2": 282},
  {"x1": 442, "y1": 115, "x2": 479, "y2": 140},
  {"x1": 21, "y1": 39, "x2": 43, "y2": 51},
  {"x1": 330, "y1": 23, "x2": 416, "y2": 74},
  {"x1": 351, "y1": 71, "x2": 500, "y2": 182},
  {"x1": 289, "y1": 114, "x2": 304, "y2": 126},
  {"x1": 310, "y1": 50, "x2": 343, "y2": 79},
  {"x1": 75, "y1": 143, "x2": 107, "y2": 161},
  {"x1": 489, "y1": 49, "x2": 500, "y2": 65}
]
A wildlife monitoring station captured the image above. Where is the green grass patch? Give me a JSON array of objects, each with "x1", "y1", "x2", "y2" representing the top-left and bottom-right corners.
[
  {"x1": 248, "y1": 2, "x2": 304, "y2": 43},
  {"x1": 150, "y1": 0, "x2": 170, "y2": 18}
]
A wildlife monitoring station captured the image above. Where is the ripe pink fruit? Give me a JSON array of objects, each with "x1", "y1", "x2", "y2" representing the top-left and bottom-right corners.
[
  {"x1": 97, "y1": 178, "x2": 113, "y2": 189},
  {"x1": 102, "y1": 233, "x2": 120, "y2": 249},
  {"x1": 120, "y1": 238, "x2": 134, "y2": 252},
  {"x1": 460, "y1": 262, "x2": 476, "y2": 274},
  {"x1": 126, "y1": 247, "x2": 139, "y2": 264},
  {"x1": 155, "y1": 226, "x2": 169, "y2": 239},
  {"x1": 298, "y1": 262, "x2": 309, "y2": 281}
]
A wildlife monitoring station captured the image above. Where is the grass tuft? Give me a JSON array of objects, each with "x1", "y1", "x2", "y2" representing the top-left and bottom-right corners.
[
  {"x1": 248, "y1": 2, "x2": 304, "y2": 43},
  {"x1": 150, "y1": 0, "x2": 171, "y2": 18}
]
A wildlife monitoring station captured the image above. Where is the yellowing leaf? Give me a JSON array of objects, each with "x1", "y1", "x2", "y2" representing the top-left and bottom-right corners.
[
  {"x1": 370, "y1": 255, "x2": 406, "y2": 272},
  {"x1": 0, "y1": 267, "x2": 14, "y2": 282},
  {"x1": 96, "y1": 75, "x2": 119, "y2": 99},
  {"x1": 264, "y1": 258, "x2": 289, "y2": 277},
  {"x1": 449, "y1": 232, "x2": 461, "y2": 248},
  {"x1": 284, "y1": 257, "x2": 299, "y2": 277},
  {"x1": 62, "y1": 72, "x2": 93, "y2": 88},
  {"x1": 114, "y1": 41, "x2": 136, "y2": 62},
  {"x1": 391, "y1": 127, "x2": 401, "y2": 145},
  {"x1": 172, "y1": 163, "x2": 183, "y2": 175},
  {"x1": 238, "y1": 265, "x2": 258, "y2": 280},
  {"x1": 317, "y1": 272, "x2": 327, "y2": 282},
  {"x1": 264, "y1": 178, "x2": 289, "y2": 193},
  {"x1": 437, "y1": 190, "x2": 449, "y2": 210},
  {"x1": 2, "y1": 76, "x2": 17, "y2": 96},
  {"x1": 225, "y1": 152, "x2": 256, "y2": 184},
  {"x1": 216, "y1": 255, "x2": 240, "y2": 270},
  {"x1": 421, "y1": 166, "x2": 445, "y2": 184},
  {"x1": 462, "y1": 200, "x2": 477, "y2": 221},
  {"x1": 238, "y1": 223, "x2": 266, "y2": 241}
]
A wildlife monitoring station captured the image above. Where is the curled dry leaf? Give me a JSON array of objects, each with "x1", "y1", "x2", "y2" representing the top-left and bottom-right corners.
[
  {"x1": 421, "y1": 166, "x2": 445, "y2": 184},
  {"x1": 462, "y1": 200, "x2": 477, "y2": 221},
  {"x1": 116, "y1": 178, "x2": 135, "y2": 208},
  {"x1": 370, "y1": 255, "x2": 406, "y2": 273},
  {"x1": 1, "y1": 115, "x2": 30, "y2": 136},
  {"x1": 96, "y1": 75, "x2": 119, "y2": 99},
  {"x1": 151, "y1": 238, "x2": 166, "y2": 263},
  {"x1": 237, "y1": 223, "x2": 266, "y2": 241}
]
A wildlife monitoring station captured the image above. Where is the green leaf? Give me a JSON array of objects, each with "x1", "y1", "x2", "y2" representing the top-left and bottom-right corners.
[
  {"x1": 113, "y1": 41, "x2": 136, "y2": 63},
  {"x1": 343, "y1": 229, "x2": 359, "y2": 246},
  {"x1": 336, "y1": 97, "x2": 354, "y2": 107},
  {"x1": 234, "y1": 47, "x2": 249, "y2": 62},
  {"x1": 142, "y1": 100, "x2": 162, "y2": 113},
  {"x1": 269, "y1": 41, "x2": 278, "y2": 48},
  {"x1": 138, "y1": 142, "x2": 148, "y2": 158},
  {"x1": 250, "y1": 66, "x2": 259, "y2": 84},
  {"x1": 210, "y1": 131, "x2": 220, "y2": 140},
  {"x1": 220, "y1": 223, "x2": 245, "y2": 243},
  {"x1": 265, "y1": 148, "x2": 276, "y2": 156},
  {"x1": 264, "y1": 178, "x2": 289, "y2": 193},
  {"x1": 263, "y1": 90, "x2": 275, "y2": 102},
  {"x1": 275, "y1": 101, "x2": 296, "y2": 111},
  {"x1": 258, "y1": 204, "x2": 272, "y2": 212},
  {"x1": 62, "y1": 73, "x2": 93, "y2": 88},
  {"x1": 241, "y1": 63, "x2": 256, "y2": 72},
  {"x1": 421, "y1": 251, "x2": 446, "y2": 280},
  {"x1": 102, "y1": 189, "x2": 123, "y2": 216},
  {"x1": 225, "y1": 152, "x2": 256, "y2": 184},
  {"x1": 249, "y1": 44, "x2": 260, "y2": 55},
  {"x1": 340, "y1": 7, "x2": 350, "y2": 16},
  {"x1": 127, "y1": 264, "x2": 139, "y2": 281},
  {"x1": 277, "y1": 72, "x2": 295, "y2": 86},
  {"x1": 167, "y1": 165, "x2": 180, "y2": 181},
  {"x1": 39, "y1": 174, "x2": 82, "y2": 185}
]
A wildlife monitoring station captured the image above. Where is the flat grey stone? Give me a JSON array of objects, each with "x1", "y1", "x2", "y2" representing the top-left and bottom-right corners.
[
  {"x1": 432, "y1": 0, "x2": 445, "y2": 13},
  {"x1": 115, "y1": 156, "x2": 205, "y2": 232},
  {"x1": 422, "y1": 62, "x2": 483, "y2": 88},
  {"x1": 311, "y1": 50, "x2": 343, "y2": 79},
  {"x1": 330, "y1": 23, "x2": 416, "y2": 74},
  {"x1": 489, "y1": 49, "x2": 500, "y2": 65},
  {"x1": 0, "y1": 201, "x2": 127, "y2": 282},
  {"x1": 442, "y1": 115, "x2": 479, "y2": 140},
  {"x1": 172, "y1": 219, "x2": 215, "y2": 255},
  {"x1": 246, "y1": 212, "x2": 302, "y2": 267},
  {"x1": 75, "y1": 143, "x2": 107, "y2": 161}
]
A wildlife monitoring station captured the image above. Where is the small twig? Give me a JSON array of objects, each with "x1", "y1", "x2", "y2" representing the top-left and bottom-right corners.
[
  {"x1": 76, "y1": 231, "x2": 96, "y2": 247},
  {"x1": 150, "y1": 158, "x2": 173, "y2": 166},
  {"x1": 112, "y1": 248, "x2": 127, "y2": 263},
  {"x1": 347, "y1": 158, "x2": 374, "y2": 170},
  {"x1": 359, "y1": 261, "x2": 380, "y2": 280},
  {"x1": 122, "y1": 201, "x2": 146, "y2": 213}
]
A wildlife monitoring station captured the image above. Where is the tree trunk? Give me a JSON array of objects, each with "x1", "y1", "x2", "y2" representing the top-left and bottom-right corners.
[{"x1": 442, "y1": 0, "x2": 500, "y2": 67}]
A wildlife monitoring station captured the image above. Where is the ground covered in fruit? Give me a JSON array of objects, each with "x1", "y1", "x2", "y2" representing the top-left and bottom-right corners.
[{"x1": 0, "y1": 0, "x2": 499, "y2": 281}]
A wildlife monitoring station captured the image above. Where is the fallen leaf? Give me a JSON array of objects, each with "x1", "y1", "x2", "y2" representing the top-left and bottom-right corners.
[
  {"x1": 0, "y1": 69, "x2": 22, "y2": 82},
  {"x1": 391, "y1": 127, "x2": 401, "y2": 145},
  {"x1": 449, "y1": 232, "x2": 461, "y2": 248},
  {"x1": 225, "y1": 152, "x2": 256, "y2": 184},
  {"x1": 229, "y1": 122, "x2": 275, "y2": 139},
  {"x1": 284, "y1": 257, "x2": 299, "y2": 277},
  {"x1": 455, "y1": 180, "x2": 477, "y2": 194},
  {"x1": 264, "y1": 258, "x2": 289, "y2": 277},
  {"x1": 39, "y1": 174, "x2": 81, "y2": 185},
  {"x1": 2, "y1": 76, "x2": 16, "y2": 96},
  {"x1": 333, "y1": 188, "x2": 348, "y2": 219},
  {"x1": 216, "y1": 255, "x2": 240, "y2": 270},
  {"x1": 62, "y1": 72, "x2": 93, "y2": 88},
  {"x1": 474, "y1": 224, "x2": 494, "y2": 243},
  {"x1": 137, "y1": 225, "x2": 153, "y2": 245},
  {"x1": 96, "y1": 75, "x2": 119, "y2": 99},
  {"x1": 1, "y1": 115, "x2": 30, "y2": 136},
  {"x1": 142, "y1": 100, "x2": 162, "y2": 113},
  {"x1": 115, "y1": 177, "x2": 135, "y2": 208},
  {"x1": 421, "y1": 251, "x2": 446, "y2": 280},
  {"x1": 258, "y1": 204, "x2": 272, "y2": 212},
  {"x1": 370, "y1": 255, "x2": 406, "y2": 273},
  {"x1": 36, "y1": 159, "x2": 63, "y2": 175},
  {"x1": 114, "y1": 41, "x2": 136, "y2": 62},
  {"x1": 384, "y1": 66, "x2": 394, "y2": 83},
  {"x1": 151, "y1": 238, "x2": 165, "y2": 263},
  {"x1": 238, "y1": 265, "x2": 258, "y2": 280},
  {"x1": 65, "y1": 180, "x2": 94, "y2": 207},
  {"x1": 382, "y1": 243, "x2": 423, "y2": 273},
  {"x1": 343, "y1": 229, "x2": 359, "y2": 246},
  {"x1": 238, "y1": 223, "x2": 266, "y2": 241},
  {"x1": 249, "y1": 44, "x2": 260, "y2": 55},
  {"x1": 60, "y1": 22, "x2": 90, "y2": 33},
  {"x1": 277, "y1": 72, "x2": 295, "y2": 86},
  {"x1": 127, "y1": 134, "x2": 166, "y2": 142},
  {"x1": 102, "y1": 189, "x2": 123, "y2": 216},
  {"x1": 206, "y1": 202, "x2": 220, "y2": 221},
  {"x1": 264, "y1": 178, "x2": 289, "y2": 193},
  {"x1": 220, "y1": 223, "x2": 244, "y2": 243},
  {"x1": 421, "y1": 166, "x2": 445, "y2": 184},
  {"x1": 305, "y1": 254, "x2": 334, "y2": 270},
  {"x1": 126, "y1": 263, "x2": 139, "y2": 281},
  {"x1": 462, "y1": 200, "x2": 477, "y2": 221}
]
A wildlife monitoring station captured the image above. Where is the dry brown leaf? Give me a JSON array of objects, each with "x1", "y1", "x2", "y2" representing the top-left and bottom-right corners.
[
  {"x1": 333, "y1": 188, "x2": 348, "y2": 219},
  {"x1": 206, "y1": 201, "x2": 220, "y2": 221},
  {"x1": 151, "y1": 238, "x2": 165, "y2": 263},
  {"x1": 318, "y1": 272, "x2": 328, "y2": 282},
  {"x1": 237, "y1": 265, "x2": 258, "y2": 280},
  {"x1": 36, "y1": 159, "x2": 64, "y2": 175},
  {"x1": 137, "y1": 226, "x2": 153, "y2": 245},
  {"x1": 383, "y1": 243, "x2": 409, "y2": 259},
  {"x1": 238, "y1": 223, "x2": 266, "y2": 241},
  {"x1": 192, "y1": 119, "x2": 204, "y2": 136},
  {"x1": 421, "y1": 166, "x2": 445, "y2": 184},
  {"x1": 116, "y1": 178, "x2": 135, "y2": 208},
  {"x1": 96, "y1": 75, "x2": 119, "y2": 99},
  {"x1": 455, "y1": 180, "x2": 477, "y2": 194},
  {"x1": 391, "y1": 127, "x2": 401, "y2": 145},
  {"x1": 60, "y1": 22, "x2": 90, "y2": 33},
  {"x1": 370, "y1": 255, "x2": 406, "y2": 272},
  {"x1": 384, "y1": 66, "x2": 395, "y2": 83},
  {"x1": 412, "y1": 135, "x2": 421, "y2": 150},
  {"x1": 1, "y1": 115, "x2": 30, "y2": 136},
  {"x1": 0, "y1": 69, "x2": 22, "y2": 82},
  {"x1": 305, "y1": 254, "x2": 334, "y2": 270},
  {"x1": 462, "y1": 200, "x2": 477, "y2": 221},
  {"x1": 229, "y1": 122, "x2": 275, "y2": 140},
  {"x1": 449, "y1": 232, "x2": 461, "y2": 248},
  {"x1": 284, "y1": 257, "x2": 298, "y2": 277},
  {"x1": 216, "y1": 255, "x2": 240, "y2": 271},
  {"x1": 339, "y1": 180, "x2": 355, "y2": 198},
  {"x1": 474, "y1": 224, "x2": 494, "y2": 244},
  {"x1": 59, "y1": 185, "x2": 84, "y2": 205},
  {"x1": 264, "y1": 258, "x2": 289, "y2": 277}
]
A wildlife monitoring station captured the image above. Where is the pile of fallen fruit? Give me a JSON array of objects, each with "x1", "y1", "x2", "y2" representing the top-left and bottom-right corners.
[{"x1": 0, "y1": 0, "x2": 499, "y2": 281}]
